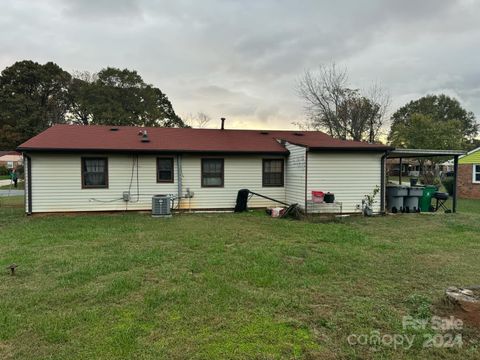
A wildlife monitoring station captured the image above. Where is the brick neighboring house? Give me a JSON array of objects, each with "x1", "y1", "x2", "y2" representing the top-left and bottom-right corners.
[
  {"x1": 0, "y1": 151, "x2": 22, "y2": 169},
  {"x1": 458, "y1": 147, "x2": 480, "y2": 199}
]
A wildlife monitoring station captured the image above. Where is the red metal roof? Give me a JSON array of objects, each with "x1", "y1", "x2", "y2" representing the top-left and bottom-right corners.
[{"x1": 17, "y1": 124, "x2": 391, "y2": 153}]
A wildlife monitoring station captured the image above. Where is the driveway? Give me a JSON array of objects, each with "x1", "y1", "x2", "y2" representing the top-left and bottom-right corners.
[
  {"x1": 0, "y1": 190, "x2": 24, "y2": 197},
  {"x1": 0, "y1": 179, "x2": 13, "y2": 187}
]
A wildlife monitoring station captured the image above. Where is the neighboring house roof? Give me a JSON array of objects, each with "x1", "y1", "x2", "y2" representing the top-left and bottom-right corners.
[
  {"x1": 459, "y1": 146, "x2": 480, "y2": 164},
  {"x1": 0, "y1": 151, "x2": 21, "y2": 157},
  {"x1": 17, "y1": 124, "x2": 392, "y2": 154}
]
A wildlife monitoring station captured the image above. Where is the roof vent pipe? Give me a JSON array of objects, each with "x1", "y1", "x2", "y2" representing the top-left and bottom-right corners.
[
  {"x1": 220, "y1": 117, "x2": 225, "y2": 130},
  {"x1": 141, "y1": 130, "x2": 150, "y2": 143}
]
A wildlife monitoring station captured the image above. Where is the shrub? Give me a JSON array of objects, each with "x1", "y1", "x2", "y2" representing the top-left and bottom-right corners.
[
  {"x1": 443, "y1": 177, "x2": 455, "y2": 195},
  {"x1": 0, "y1": 166, "x2": 9, "y2": 176},
  {"x1": 419, "y1": 172, "x2": 442, "y2": 187}
]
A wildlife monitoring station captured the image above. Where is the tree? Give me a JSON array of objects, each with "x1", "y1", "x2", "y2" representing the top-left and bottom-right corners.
[
  {"x1": 0, "y1": 60, "x2": 71, "y2": 149},
  {"x1": 392, "y1": 114, "x2": 464, "y2": 150},
  {"x1": 0, "y1": 62, "x2": 185, "y2": 149},
  {"x1": 388, "y1": 94, "x2": 478, "y2": 148},
  {"x1": 67, "y1": 71, "x2": 98, "y2": 125},
  {"x1": 391, "y1": 113, "x2": 466, "y2": 180},
  {"x1": 297, "y1": 63, "x2": 389, "y2": 142},
  {"x1": 68, "y1": 67, "x2": 185, "y2": 127},
  {"x1": 184, "y1": 112, "x2": 211, "y2": 128}
]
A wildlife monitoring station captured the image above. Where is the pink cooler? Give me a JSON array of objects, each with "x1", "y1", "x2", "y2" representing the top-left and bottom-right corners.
[{"x1": 311, "y1": 191, "x2": 325, "y2": 203}]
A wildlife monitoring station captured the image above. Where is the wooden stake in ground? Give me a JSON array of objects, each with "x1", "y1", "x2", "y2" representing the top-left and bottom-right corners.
[{"x1": 6, "y1": 264, "x2": 17, "y2": 275}]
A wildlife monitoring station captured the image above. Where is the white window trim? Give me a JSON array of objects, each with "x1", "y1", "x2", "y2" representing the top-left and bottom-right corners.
[{"x1": 473, "y1": 164, "x2": 480, "y2": 184}]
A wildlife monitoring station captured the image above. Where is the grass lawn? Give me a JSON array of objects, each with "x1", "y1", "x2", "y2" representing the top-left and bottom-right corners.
[
  {"x1": 0, "y1": 181, "x2": 24, "y2": 190},
  {"x1": 0, "y1": 197, "x2": 480, "y2": 359}
]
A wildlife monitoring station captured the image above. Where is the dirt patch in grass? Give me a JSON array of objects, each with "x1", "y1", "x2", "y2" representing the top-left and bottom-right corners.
[{"x1": 435, "y1": 292, "x2": 480, "y2": 330}]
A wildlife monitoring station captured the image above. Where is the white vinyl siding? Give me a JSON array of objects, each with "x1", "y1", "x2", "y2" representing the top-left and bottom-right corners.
[
  {"x1": 27, "y1": 151, "x2": 383, "y2": 214},
  {"x1": 285, "y1": 143, "x2": 306, "y2": 208},
  {"x1": 179, "y1": 154, "x2": 285, "y2": 209},
  {"x1": 28, "y1": 153, "x2": 286, "y2": 213},
  {"x1": 24, "y1": 156, "x2": 29, "y2": 212},
  {"x1": 29, "y1": 154, "x2": 177, "y2": 213},
  {"x1": 307, "y1": 152, "x2": 382, "y2": 213}
]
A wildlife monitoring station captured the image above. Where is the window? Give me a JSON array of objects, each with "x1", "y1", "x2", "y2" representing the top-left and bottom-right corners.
[
  {"x1": 6, "y1": 161, "x2": 13, "y2": 169},
  {"x1": 157, "y1": 157, "x2": 174, "y2": 183},
  {"x1": 201, "y1": 158, "x2": 224, "y2": 187},
  {"x1": 263, "y1": 159, "x2": 284, "y2": 187},
  {"x1": 473, "y1": 164, "x2": 480, "y2": 183},
  {"x1": 81, "y1": 157, "x2": 108, "y2": 188}
]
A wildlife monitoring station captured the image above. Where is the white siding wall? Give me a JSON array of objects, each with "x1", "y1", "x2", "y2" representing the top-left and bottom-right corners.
[
  {"x1": 28, "y1": 153, "x2": 286, "y2": 213},
  {"x1": 30, "y1": 154, "x2": 177, "y2": 212},
  {"x1": 285, "y1": 143, "x2": 306, "y2": 208},
  {"x1": 307, "y1": 152, "x2": 383, "y2": 213},
  {"x1": 24, "y1": 155, "x2": 29, "y2": 212},
  {"x1": 179, "y1": 154, "x2": 285, "y2": 209}
]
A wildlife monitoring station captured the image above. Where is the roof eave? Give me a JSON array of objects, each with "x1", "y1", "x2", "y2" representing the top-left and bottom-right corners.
[
  {"x1": 308, "y1": 146, "x2": 394, "y2": 152},
  {"x1": 17, "y1": 147, "x2": 289, "y2": 155}
]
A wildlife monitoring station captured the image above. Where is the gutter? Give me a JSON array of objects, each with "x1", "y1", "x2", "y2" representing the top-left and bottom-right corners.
[
  {"x1": 16, "y1": 148, "x2": 290, "y2": 156},
  {"x1": 308, "y1": 146, "x2": 394, "y2": 152}
]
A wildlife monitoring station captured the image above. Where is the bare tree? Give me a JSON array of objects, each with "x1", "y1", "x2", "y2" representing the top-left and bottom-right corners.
[
  {"x1": 297, "y1": 63, "x2": 389, "y2": 142},
  {"x1": 184, "y1": 112, "x2": 211, "y2": 128},
  {"x1": 297, "y1": 64, "x2": 349, "y2": 138},
  {"x1": 365, "y1": 83, "x2": 390, "y2": 142}
]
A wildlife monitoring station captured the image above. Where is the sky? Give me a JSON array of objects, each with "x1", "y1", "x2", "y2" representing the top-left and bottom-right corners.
[{"x1": 1, "y1": 0, "x2": 480, "y2": 132}]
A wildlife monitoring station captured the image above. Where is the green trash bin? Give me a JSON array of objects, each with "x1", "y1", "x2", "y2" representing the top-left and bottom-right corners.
[{"x1": 419, "y1": 185, "x2": 437, "y2": 212}]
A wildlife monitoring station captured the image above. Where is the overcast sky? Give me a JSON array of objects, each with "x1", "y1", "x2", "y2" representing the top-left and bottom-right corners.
[{"x1": 1, "y1": 0, "x2": 479, "y2": 131}]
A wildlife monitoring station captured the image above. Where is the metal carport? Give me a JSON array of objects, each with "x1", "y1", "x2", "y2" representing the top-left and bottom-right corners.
[{"x1": 384, "y1": 149, "x2": 465, "y2": 213}]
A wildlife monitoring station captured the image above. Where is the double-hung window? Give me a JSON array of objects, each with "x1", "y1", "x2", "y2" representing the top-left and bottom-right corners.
[
  {"x1": 201, "y1": 158, "x2": 224, "y2": 187},
  {"x1": 263, "y1": 159, "x2": 284, "y2": 187},
  {"x1": 82, "y1": 157, "x2": 108, "y2": 188},
  {"x1": 157, "y1": 157, "x2": 174, "y2": 183}
]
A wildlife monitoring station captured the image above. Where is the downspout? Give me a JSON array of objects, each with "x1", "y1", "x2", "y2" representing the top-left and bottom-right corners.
[
  {"x1": 380, "y1": 150, "x2": 390, "y2": 214},
  {"x1": 453, "y1": 155, "x2": 459, "y2": 213},
  {"x1": 25, "y1": 154, "x2": 32, "y2": 215},
  {"x1": 304, "y1": 148, "x2": 309, "y2": 214},
  {"x1": 177, "y1": 154, "x2": 182, "y2": 209}
]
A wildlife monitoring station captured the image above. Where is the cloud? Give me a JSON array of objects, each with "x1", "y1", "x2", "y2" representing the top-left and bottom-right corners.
[{"x1": 0, "y1": 0, "x2": 479, "y2": 130}]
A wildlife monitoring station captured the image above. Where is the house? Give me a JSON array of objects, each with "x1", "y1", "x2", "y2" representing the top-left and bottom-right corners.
[
  {"x1": 457, "y1": 146, "x2": 480, "y2": 199},
  {"x1": 386, "y1": 158, "x2": 421, "y2": 177},
  {"x1": 17, "y1": 124, "x2": 392, "y2": 215},
  {"x1": 0, "y1": 151, "x2": 22, "y2": 169}
]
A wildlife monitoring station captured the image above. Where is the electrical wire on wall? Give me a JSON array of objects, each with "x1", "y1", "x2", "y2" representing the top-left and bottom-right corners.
[
  {"x1": 125, "y1": 154, "x2": 141, "y2": 210},
  {"x1": 89, "y1": 197, "x2": 124, "y2": 203},
  {"x1": 89, "y1": 154, "x2": 182, "y2": 212}
]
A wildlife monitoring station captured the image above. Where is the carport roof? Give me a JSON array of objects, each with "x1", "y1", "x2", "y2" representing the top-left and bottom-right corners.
[{"x1": 387, "y1": 149, "x2": 465, "y2": 158}]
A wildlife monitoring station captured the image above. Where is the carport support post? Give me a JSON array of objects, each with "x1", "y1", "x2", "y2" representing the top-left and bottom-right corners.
[
  {"x1": 398, "y1": 157, "x2": 402, "y2": 184},
  {"x1": 453, "y1": 155, "x2": 459, "y2": 213}
]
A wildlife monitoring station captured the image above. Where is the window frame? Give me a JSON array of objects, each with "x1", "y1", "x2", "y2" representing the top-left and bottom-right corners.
[
  {"x1": 6, "y1": 161, "x2": 13, "y2": 169},
  {"x1": 201, "y1": 158, "x2": 224, "y2": 188},
  {"x1": 81, "y1": 157, "x2": 109, "y2": 189},
  {"x1": 262, "y1": 158, "x2": 285, "y2": 187},
  {"x1": 156, "y1": 157, "x2": 175, "y2": 183},
  {"x1": 473, "y1": 164, "x2": 480, "y2": 184}
]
